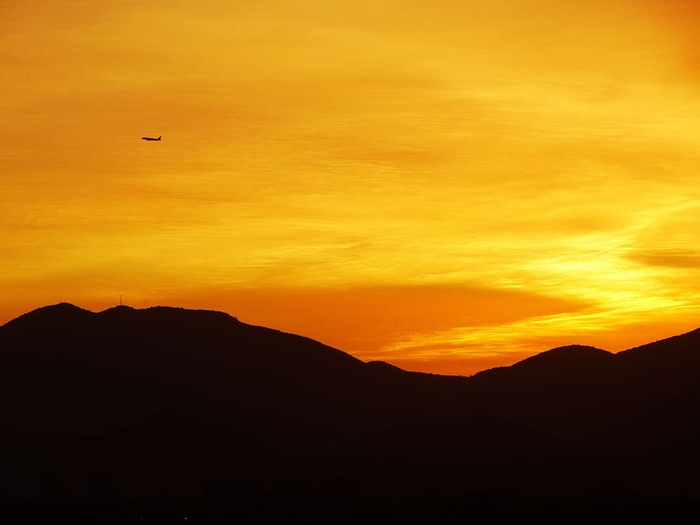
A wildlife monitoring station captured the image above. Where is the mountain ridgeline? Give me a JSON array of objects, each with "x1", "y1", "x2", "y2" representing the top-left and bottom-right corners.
[{"x1": 0, "y1": 303, "x2": 698, "y2": 523}]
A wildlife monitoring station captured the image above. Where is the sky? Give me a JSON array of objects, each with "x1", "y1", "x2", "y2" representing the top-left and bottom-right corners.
[{"x1": 2, "y1": 0, "x2": 700, "y2": 375}]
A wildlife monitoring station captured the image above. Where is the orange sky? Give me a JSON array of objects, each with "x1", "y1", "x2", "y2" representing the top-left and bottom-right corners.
[{"x1": 2, "y1": 0, "x2": 700, "y2": 375}]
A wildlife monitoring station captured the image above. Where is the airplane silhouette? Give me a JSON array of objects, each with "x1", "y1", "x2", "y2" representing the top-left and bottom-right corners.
[{"x1": 141, "y1": 135, "x2": 161, "y2": 141}]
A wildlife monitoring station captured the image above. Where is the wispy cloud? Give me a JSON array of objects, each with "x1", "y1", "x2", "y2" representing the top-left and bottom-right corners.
[{"x1": 2, "y1": 0, "x2": 700, "y2": 373}]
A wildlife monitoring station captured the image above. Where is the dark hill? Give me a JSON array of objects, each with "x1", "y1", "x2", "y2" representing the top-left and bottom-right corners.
[
  {"x1": 0, "y1": 303, "x2": 409, "y2": 453},
  {"x1": 512, "y1": 344, "x2": 614, "y2": 371},
  {"x1": 1, "y1": 303, "x2": 699, "y2": 523}
]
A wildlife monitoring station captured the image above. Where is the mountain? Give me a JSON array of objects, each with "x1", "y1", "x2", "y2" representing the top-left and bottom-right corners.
[{"x1": 1, "y1": 303, "x2": 698, "y2": 523}]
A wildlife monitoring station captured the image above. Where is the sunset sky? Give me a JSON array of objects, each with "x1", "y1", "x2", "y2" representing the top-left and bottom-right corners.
[{"x1": 3, "y1": 0, "x2": 700, "y2": 375}]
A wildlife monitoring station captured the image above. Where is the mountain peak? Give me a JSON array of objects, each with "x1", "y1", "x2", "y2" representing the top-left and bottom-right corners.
[
  {"x1": 34, "y1": 302, "x2": 89, "y2": 315},
  {"x1": 511, "y1": 344, "x2": 613, "y2": 372},
  {"x1": 2, "y1": 302, "x2": 92, "y2": 329},
  {"x1": 103, "y1": 304, "x2": 135, "y2": 312}
]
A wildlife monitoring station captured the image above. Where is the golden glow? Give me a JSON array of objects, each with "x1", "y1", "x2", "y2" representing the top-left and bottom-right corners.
[{"x1": 2, "y1": 0, "x2": 700, "y2": 375}]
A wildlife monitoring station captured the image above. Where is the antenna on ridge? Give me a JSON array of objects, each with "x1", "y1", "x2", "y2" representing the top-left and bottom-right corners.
[{"x1": 120, "y1": 294, "x2": 123, "y2": 306}]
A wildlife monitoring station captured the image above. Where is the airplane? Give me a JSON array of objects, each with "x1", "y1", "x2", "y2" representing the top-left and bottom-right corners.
[{"x1": 141, "y1": 135, "x2": 162, "y2": 141}]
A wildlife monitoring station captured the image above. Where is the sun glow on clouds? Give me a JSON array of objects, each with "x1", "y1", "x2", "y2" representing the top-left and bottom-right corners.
[{"x1": 2, "y1": 0, "x2": 700, "y2": 374}]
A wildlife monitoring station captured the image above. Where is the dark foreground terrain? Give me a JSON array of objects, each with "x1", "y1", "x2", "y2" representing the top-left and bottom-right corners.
[{"x1": 1, "y1": 303, "x2": 699, "y2": 523}]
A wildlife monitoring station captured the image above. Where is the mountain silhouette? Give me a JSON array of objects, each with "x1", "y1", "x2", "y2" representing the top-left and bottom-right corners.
[{"x1": 1, "y1": 303, "x2": 698, "y2": 523}]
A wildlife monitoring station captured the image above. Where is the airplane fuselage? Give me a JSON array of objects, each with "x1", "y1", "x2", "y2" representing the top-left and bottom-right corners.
[{"x1": 141, "y1": 135, "x2": 161, "y2": 141}]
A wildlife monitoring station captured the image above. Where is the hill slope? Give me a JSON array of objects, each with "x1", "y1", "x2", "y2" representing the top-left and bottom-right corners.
[{"x1": 1, "y1": 303, "x2": 698, "y2": 523}]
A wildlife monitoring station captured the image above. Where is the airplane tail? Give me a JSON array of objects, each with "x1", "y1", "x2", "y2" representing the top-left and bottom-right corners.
[{"x1": 158, "y1": 136, "x2": 162, "y2": 140}]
